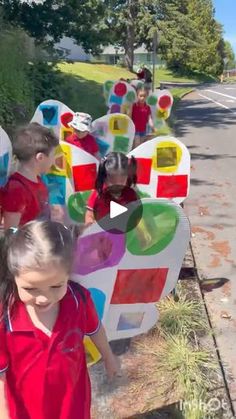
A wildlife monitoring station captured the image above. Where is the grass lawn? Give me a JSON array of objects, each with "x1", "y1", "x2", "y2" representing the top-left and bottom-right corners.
[{"x1": 58, "y1": 62, "x2": 195, "y2": 123}]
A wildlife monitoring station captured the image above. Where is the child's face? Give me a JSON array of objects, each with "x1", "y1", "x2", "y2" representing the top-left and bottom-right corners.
[
  {"x1": 75, "y1": 129, "x2": 89, "y2": 139},
  {"x1": 106, "y1": 173, "x2": 128, "y2": 187},
  {"x1": 15, "y1": 263, "x2": 69, "y2": 313},
  {"x1": 36, "y1": 148, "x2": 56, "y2": 174},
  {"x1": 137, "y1": 91, "x2": 147, "y2": 104}
]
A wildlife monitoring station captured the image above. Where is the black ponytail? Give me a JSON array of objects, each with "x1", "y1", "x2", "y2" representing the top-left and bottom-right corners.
[
  {"x1": 95, "y1": 152, "x2": 137, "y2": 193},
  {"x1": 0, "y1": 230, "x2": 18, "y2": 320},
  {"x1": 95, "y1": 157, "x2": 108, "y2": 196},
  {"x1": 127, "y1": 155, "x2": 137, "y2": 187}
]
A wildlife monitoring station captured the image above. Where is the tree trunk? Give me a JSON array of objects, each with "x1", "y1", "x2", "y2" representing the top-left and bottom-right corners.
[{"x1": 124, "y1": 0, "x2": 136, "y2": 71}]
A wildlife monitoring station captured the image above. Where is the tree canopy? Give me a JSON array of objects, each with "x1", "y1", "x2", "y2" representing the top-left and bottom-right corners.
[{"x1": 0, "y1": 0, "x2": 230, "y2": 76}]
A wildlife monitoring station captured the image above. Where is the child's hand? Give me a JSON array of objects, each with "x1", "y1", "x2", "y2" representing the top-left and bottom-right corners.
[{"x1": 104, "y1": 353, "x2": 121, "y2": 380}]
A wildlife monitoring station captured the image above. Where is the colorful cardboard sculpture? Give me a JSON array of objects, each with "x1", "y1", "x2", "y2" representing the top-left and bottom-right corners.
[
  {"x1": 72, "y1": 198, "x2": 190, "y2": 342},
  {"x1": 91, "y1": 113, "x2": 135, "y2": 156},
  {"x1": 31, "y1": 99, "x2": 74, "y2": 140},
  {"x1": 0, "y1": 126, "x2": 12, "y2": 187},
  {"x1": 104, "y1": 80, "x2": 173, "y2": 129},
  {"x1": 128, "y1": 136, "x2": 190, "y2": 204},
  {"x1": 107, "y1": 80, "x2": 137, "y2": 114},
  {"x1": 42, "y1": 141, "x2": 99, "y2": 225},
  {"x1": 146, "y1": 90, "x2": 173, "y2": 129}
]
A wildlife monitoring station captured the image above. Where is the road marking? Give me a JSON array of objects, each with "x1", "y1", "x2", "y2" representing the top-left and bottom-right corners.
[
  {"x1": 198, "y1": 93, "x2": 236, "y2": 113},
  {"x1": 204, "y1": 89, "x2": 236, "y2": 100}
]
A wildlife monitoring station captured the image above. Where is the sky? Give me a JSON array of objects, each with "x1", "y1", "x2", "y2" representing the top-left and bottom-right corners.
[{"x1": 214, "y1": 0, "x2": 236, "y2": 54}]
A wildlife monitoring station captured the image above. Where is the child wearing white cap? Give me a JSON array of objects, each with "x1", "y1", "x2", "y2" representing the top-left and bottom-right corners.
[{"x1": 67, "y1": 112, "x2": 100, "y2": 159}]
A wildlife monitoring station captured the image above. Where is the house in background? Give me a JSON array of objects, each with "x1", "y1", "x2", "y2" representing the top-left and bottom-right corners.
[
  {"x1": 96, "y1": 45, "x2": 165, "y2": 68},
  {"x1": 56, "y1": 37, "x2": 165, "y2": 68}
]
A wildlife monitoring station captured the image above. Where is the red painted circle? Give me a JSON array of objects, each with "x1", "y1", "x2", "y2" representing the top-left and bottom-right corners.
[
  {"x1": 158, "y1": 95, "x2": 172, "y2": 110},
  {"x1": 114, "y1": 82, "x2": 127, "y2": 97}
]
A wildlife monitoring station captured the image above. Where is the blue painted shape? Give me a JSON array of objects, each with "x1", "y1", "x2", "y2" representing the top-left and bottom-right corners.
[
  {"x1": 0, "y1": 152, "x2": 9, "y2": 187},
  {"x1": 109, "y1": 94, "x2": 123, "y2": 105},
  {"x1": 96, "y1": 138, "x2": 110, "y2": 157},
  {"x1": 88, "y1": 288, "x2": 106, "y2": 320},
  {"x1": 42, "y1": 174, "x2": 66, "y2": 204},
  {"x1": 39, "y1": 105, "x2": 59, "y2": 126}
]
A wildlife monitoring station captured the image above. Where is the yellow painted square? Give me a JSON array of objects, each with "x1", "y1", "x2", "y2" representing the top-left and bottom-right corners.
[
  {"x1": 50, "y1": 144, "x2": 72, "y2": 178},
  {"x1": 60, "y1": 127, "x2": 73, "y2": 142},
  {"x1": 152, "y1": 141, "x2": 182, "y2": 173},
  {"x1": 84, "y1": 336, "x2": 101, "y2": 367},
  {"x1": 109, "y1": 115, "x2": 129, "y2": 135}
]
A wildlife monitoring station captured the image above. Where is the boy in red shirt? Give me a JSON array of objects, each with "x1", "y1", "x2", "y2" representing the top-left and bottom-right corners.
[
  {"x1": 67, "y1": 112, "x2": 100, "y2": 159},
  {"x1": 2, "y1": 123, "x2": 59, "y2": 229},
  {"x1": 132, "y1": 88, "x2": 154, "y2": 149}
]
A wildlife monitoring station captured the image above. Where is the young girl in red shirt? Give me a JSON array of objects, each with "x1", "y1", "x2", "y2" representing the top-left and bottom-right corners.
[
  {"x1": 85, "y1": 152, "x2": 138, "y2": 224},
  {"x1": 0, "y1": 221, "x2": 119, "y2": 419},
  {"x1": 131, "y1": 87, "x2": 154, "y2": 149}
]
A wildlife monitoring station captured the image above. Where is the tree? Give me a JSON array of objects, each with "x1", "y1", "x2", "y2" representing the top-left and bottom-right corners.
[
  {"x1": 0, "y1": 0, "x2": 109, "y2": 54},
  {"x1": 105, "y1": 0, "x2": 199, "y2": 71},
  {"x1": 187, "y1": 0, "x2": 224, "y2": 76},
  {"x1": 223, "y1": 40, "x2": 235, "y2": 70}
]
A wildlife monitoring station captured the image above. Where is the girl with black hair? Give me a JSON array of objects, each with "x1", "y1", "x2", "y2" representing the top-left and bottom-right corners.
[
  {"x1": 85, "y1": 152, "x2": 138, "y2": 224},
  {"x1": 0, "y1": 221, "x2": 119, "y2": 419}
]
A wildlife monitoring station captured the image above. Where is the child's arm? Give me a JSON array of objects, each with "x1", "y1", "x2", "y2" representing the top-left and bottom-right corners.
[
  {"x1": 148, "y1": 114, "x2": 155, "y2": 132},
  {"x1": 3, "y1": 212, "x2": 21, "y2": 230},
  {"x1": 0, "y1": 375, "x2": 10, "y2": 419},
  {"x1": 90, "y1": 325, "x2": 120, "y2": 379},
  {"x1": 85, "y1": 209, "x2": 95, "y2": 225}
]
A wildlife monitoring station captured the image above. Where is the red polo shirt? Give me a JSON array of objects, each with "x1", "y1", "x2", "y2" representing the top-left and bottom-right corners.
[
  {"x1": 132, "y1": 102, "x2": 151, "y2": 133},
  {"x1": 66, "y1": 133, "x2": 99, "y2": 157},
  {"x1": 0, "y1": 282, "x2": 100, "y2": 419},
  {"x1": 2, "y1": 173, "x2": 50, "y2": 225}
]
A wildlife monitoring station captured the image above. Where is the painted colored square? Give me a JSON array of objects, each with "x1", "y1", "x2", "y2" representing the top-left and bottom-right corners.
[
  {"x1": 136, "y1": 158, "x2": 152, "y2": 185},
  {"x1": 157, "y1": 175, "x2": 188, "y2": 198},
  {"x1": 0, "y1": 152, "x2": 9, "y2": 187},
  {"x1": 117, "y1": 312, "x2": 144, "y2": 331},
  {"x1": 109, "y1": 94, "x2": 123, "y2": 105},
  {"x1": 109, "y1": 115, "x2": 129, "y2": 135},
  {"x1": 113, "y1": 136, "x2": 129, "y2": 153},
  {"x1": 43, "y1": 174, "x2": 66, "y2": 205},
  {"x1": 111, "y1": 268, "x2": 168, "y2": 304},
  {"x1": 157, "y1": 147, "x2": 177, "y2": 168},
  {"x1": 50, "y1": 144, "x2": 72, "y2": 178},
  {"x1": 72, "y1": 163, "x2": 97, "y2": 191},
  {"x1": 94, "y1": 123, "x2": 107, "y2": 137},
  {"x1": 60, "y1": 127, "x2": 73, "y2": 141},
  {"x1": 39, "y1": 105, "x2": 59, "y2": 126},
  {"x1": 96, "y1": 138, "x2": 110, "y2": 157}
]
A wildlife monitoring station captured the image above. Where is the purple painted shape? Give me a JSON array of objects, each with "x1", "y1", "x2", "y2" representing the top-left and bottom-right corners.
[
  {"x1": 110, "y1": 104, "x2": 121, "y2": 113},
  {"x1": 73, "y1": 230, "x2": 125, "y2": 276}
]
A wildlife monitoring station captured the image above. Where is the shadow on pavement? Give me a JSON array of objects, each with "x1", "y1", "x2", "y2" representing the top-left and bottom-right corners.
[{"x1": 175, "y1": 98, "x2": 236, "y2": 137}]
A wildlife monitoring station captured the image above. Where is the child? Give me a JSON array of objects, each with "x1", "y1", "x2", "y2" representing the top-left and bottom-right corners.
[
  {"x1": 2, "y1": 123, "x2": 59, "y2": 230},
  {"x1": 0, "y1": 221, "x2": 119, "y2": 419},
  {"x1": 85, "y1": 152, "x2": 138, "y2": 224},
  {"x1": 131, "y1": 87, "x2": 154, "y2": 149},
  {"x1": 67, "y1": 112, "x2": 100, "y2": 159}
]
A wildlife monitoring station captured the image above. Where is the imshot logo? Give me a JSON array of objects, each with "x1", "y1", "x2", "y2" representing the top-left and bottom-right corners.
[{"x1": 179, "y1": 397, "x2": 228, "y2": 414}]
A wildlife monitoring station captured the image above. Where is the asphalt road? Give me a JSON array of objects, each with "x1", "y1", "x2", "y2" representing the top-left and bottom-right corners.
[{"x1": 175, "y1": 84, "x2": 236, "y2": 414}]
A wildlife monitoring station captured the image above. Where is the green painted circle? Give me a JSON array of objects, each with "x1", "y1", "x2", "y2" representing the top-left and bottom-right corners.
[
  {"x1": 68, "y1": 191, "x2": 91, "y2": 223},
  {"x1": 126, "y1": 201, "x2": 179, "y2": 256},
  {"x1": 126, "y1": 91, "x2": 136, "y2": 102},
  {"x1": 147, "y1": 95, "x2": 157, "y2": 106},
  {"x1": 105, "y1": 80, "x2": 114, "y2": 92}
]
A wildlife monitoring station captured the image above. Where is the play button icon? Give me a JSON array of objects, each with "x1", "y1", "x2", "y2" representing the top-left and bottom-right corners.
[
  {"x1": 110, "y1": 201, "x2": 128, "y2": 219},
  {"x1": 93, "y1": 185, "x2": 143, "y2": 234}
]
